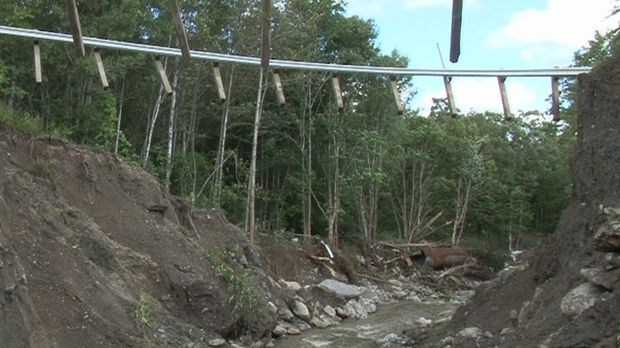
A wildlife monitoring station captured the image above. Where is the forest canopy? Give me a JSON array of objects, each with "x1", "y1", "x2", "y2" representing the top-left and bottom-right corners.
[{"x1": 0, "y1": 0, "x2": 610, "y2": 252}]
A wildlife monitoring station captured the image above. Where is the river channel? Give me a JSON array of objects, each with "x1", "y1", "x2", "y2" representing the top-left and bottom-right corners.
[{"x1": 273, "y1": 300, "x2": 457, "y2": 348}]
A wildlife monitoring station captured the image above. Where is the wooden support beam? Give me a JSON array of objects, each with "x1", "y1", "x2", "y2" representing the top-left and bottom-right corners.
[
  {"x1": 443, "y1": 76, "x2": 458, "y2": 117},
  {"x1": 212, "y1": 62, "x2": 226, "y2": 103},
  {"x1": 66, "y1": 0, "x2": 85, "y2": 57},
  {"x1": 34, "y1": 40, "x2": 42, "y2": 84},
  {"x1": 450, "y1": 0, "x2": 463, "y2": 63},
  {"x1": 389, "y1": 75, "x2": 404, "y2": 115},
  {"x1": 272, "y1": 68, "x2": 286, "y2": 107},
  {"x1": 93, "y1": 48, "x2": 109, "y2": 89},
  {"x1": 167, "y1": 0, "x2": 191, "y2": 61},
  {"x1": 551, "y1": 76, "x2": 561, "y2": 122},
  {"x1": 261, "y1": 0, "x2": 272, "y2": 70},
  {"x1": 497, "y1": 76, "x2": 512, "y2": 121},
  {"x1": 332, "y1": 72, "x2": 344, "y2": 113},
  {"x1": 154, "y1": 56, "x2": 173, "y2": 95}
]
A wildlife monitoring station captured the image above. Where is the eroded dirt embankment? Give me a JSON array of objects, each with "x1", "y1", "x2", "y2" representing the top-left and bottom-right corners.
[
  {"x1": 0, "y1": 127, "x2": 277, "y2": 347},
  {"x1": 411, "y1": 57, "x2": 620, "y2": 348}
]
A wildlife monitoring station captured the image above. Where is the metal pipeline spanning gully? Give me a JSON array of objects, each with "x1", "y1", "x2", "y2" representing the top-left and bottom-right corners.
[{"x1": 0, "y1": 25, "x2": 593, "y2": 78}]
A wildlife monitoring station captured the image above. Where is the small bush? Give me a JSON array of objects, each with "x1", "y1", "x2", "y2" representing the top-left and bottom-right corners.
[
  {"x1": 30, "y1": 160, "x2": 60, "y2": 191},
  {"x1": 207, "y1": 248, "x2": 265, "y2": 324},
  {"x1": 135, "y1": 295, "x2": 154, "y2": 328}
]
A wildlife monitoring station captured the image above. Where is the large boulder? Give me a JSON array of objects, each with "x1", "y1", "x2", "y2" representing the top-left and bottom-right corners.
[{"x1": 318, "y1": 279, "x2": 361, "y2": 299}]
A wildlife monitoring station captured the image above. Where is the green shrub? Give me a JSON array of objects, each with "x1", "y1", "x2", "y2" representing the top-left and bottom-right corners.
[
  {"x1": 30, "y1": 160, "x2": 60, "y2": 191},
  {"x1": 207, "y1": 248, "x2": 264, "y2": 323},
  {"x1": 135, "y1": 295, "x2": 154, "y2": 328}
]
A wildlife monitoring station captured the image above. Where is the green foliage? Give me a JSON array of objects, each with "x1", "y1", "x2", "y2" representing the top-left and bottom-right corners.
[
  {"x1": 135, "y1": 295, "x2": 154, "y2": 328},
  {"x1": 30, "y1": 160, "x2": 60, "y2": 192},
  {"x1": 0, "y1": 0, "x2": 587, "y2": 256},
  {"x1": 0, "y1": 106, "x2": 42, "y2": 134},
  {"x1": 206, "y1": 248, "x2": 265, "y2": 324}
]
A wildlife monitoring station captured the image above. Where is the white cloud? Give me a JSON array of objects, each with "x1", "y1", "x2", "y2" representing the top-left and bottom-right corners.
[
  {"x1": 415, "y1": 78, "x2": 538, "y2": 114},
  {"x1": 487, "y1": 0, "x2": 617, "y2": 63},
  {"x1": 347, "y1": 0, "x2": 479, "y2": 18}
]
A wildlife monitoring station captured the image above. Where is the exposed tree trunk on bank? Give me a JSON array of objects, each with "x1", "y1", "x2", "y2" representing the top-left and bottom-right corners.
[
  {"x1": 246, "y1": 67, "x2": 267, "y2": 243},
  {"x1": 114, "y1": 78, "x2": 125, "y2": 156},
  {"x1": 164, "y1": 58, "x2": 180, "y2": 190}
]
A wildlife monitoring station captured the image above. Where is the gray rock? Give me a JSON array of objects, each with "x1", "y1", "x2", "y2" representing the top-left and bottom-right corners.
[
  {"x1": 605, "y1": 253, "x2": 620, "y2": 268},
  {"x1": 318, "y1": 279, "x2": 361, "y2": 299},
  {"x1": 346, "y1": 300, "x2": 368, "y2": 320},
  {"x1": 310, "y1": 316, "x2": 330, "y2": 328},
  {"x1": 499, "y1": 328, "x2": 515, "y2": 336},
  {"x1": 580, "y1": 268, "x2": 618, "y2": 290},
  {"x1": 272, "y1": 325, "x2": 287, "y2": 337},
  {"x1": 323, "y1": 305, "x2": 336, "y2": 317},
  {"x1": 267, "y1": 301, "x2": 278, "y2": 314},
  {"x1": 287, "y1": 327, "x2": 301, "y2": 335},
  {"x1": 415, "y1": 317, "x2": 433, "y2": 327},
  {"x1": 594, "y1": 223, "x2": 620, "y2": 252},
  {"x1": 208, "y1": 338, "x2": 226, "y2": 347},
  {"x1": 561, "y1": 282, "x2": 603, "y2": 317},
  {"x1": 376, "y1": 333, "x2": 399, "y2": 344},
  {"x1": 360, "y1": 299, "x2": 377, "y2": 314},
  {"x1": 459, "y1": 327, "x2": 483, "y2": 339},
  {"x1": 291, "y1": 299, "x2": 310, "y2": 320},
  {"x1": 278, "y1": 308, "x2": 295, "y2": 322},
  {"x1": 509, "y1": 309, "x2": 518, "y2": 327},
  {"x1": 392, "y1": 290, "x2": 408, "y2": 300},
  {"x1": 299, "y1": 323, "x2": 312, "y2": 331},
  {"x1": 278, "y1": 279, "x2": 302, "y2": 291}
]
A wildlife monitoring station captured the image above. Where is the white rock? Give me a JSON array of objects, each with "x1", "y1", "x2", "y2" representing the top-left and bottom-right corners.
[
  {"x1": 287, "y1": 328, "x2": 301, "y2": 335},
  {"x1": 272, "y1": 325, "x2": 287, "y2": 337},
  {"x1": 208, "y1": 338, "x2": 226, "y2": 347},
  {"x1": 376, "y1": 333, "x2": 399, "y2": 344},
  {"x1": 458, "y1": 327, "x2": 483, "y2": 339},
  {"x1": 318, "y1": 279, "x2": 361, "y2": 299},
  {"x1": 278, "y1": 279, "x2": 302, "y2": 291},
  {"x1": 267, "y1": 301, "x2": 278, "y2": 314},
  {"x1": 360, "y1": 299, "x2": 377, "y2": 314},
  {"x1": 310, "y1": 316, "x2": 330, "y2": 328},
  {"x1": 561, "y1": 282, "x2": 603, "y2": 317},
  {"x1": 346, "y1": 300, "x2": 368, "y2": 320},
  {"x1": 416, "y1": 317, "x2": 433, "y2": 327},
  {"x1": 323, "y1": 305, "x2": 336, "y2": 317},
  {"x1": 291, "y1": 300, "x2": 310, "y2": 320}
]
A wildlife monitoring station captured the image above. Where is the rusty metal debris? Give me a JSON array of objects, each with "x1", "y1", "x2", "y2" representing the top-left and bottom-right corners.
[{"x1": 411, "y1": 246, "x2": 469, "y2": 270}]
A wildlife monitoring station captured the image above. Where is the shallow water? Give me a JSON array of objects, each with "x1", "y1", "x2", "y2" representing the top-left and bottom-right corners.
[{"x1": 273, "y1": 301, "x2": 457, "y2": 348}]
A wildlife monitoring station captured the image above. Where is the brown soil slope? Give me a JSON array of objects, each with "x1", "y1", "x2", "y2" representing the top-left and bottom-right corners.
[
  {"x1": 0, "y1": 125, "x2": 276, "y2": 348},
  {"x1": 415, "y1": 56, "x2": 620, "y2": 347}
]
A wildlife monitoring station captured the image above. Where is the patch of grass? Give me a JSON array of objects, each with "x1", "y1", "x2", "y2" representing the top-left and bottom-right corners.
[
  {"x1": 135, "y1": 295, "x2": 154, "y2": 328},
  {"x1": 207, "y1": 248, "x2": 265, "y2": 322},
  {"x1": 30, "y1": 160, "x2": 60, "y2": 191},
  {"x1": 0, "y1": 106, "x2": 42, "y2": 134}
]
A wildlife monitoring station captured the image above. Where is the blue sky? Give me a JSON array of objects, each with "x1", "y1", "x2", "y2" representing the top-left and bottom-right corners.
[{"x1": 345, "y1": 0, "x2": 618, "y2": 115}]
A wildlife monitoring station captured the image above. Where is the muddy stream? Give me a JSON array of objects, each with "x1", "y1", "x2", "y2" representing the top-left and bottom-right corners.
[{"x1": 273, "y1": 301, "x2": 457, "y2": 348}]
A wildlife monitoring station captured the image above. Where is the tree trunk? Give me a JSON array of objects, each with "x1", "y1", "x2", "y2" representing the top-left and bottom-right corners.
[
  {"x1": 164, "y1": 58, "x2": 180, "y2": 190},
  {"x1": 214, "y1": 65, "x2": 235, "y2": 208},
  {"x1": 142, "y1": 84, "x2": 165, "y2": 167},
  {"x1": 246, "y1": 67, "x2": 267, "y2": 243},
  {"x1": 114, "y1": 78, "x2": 125, "y2": 155}
]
